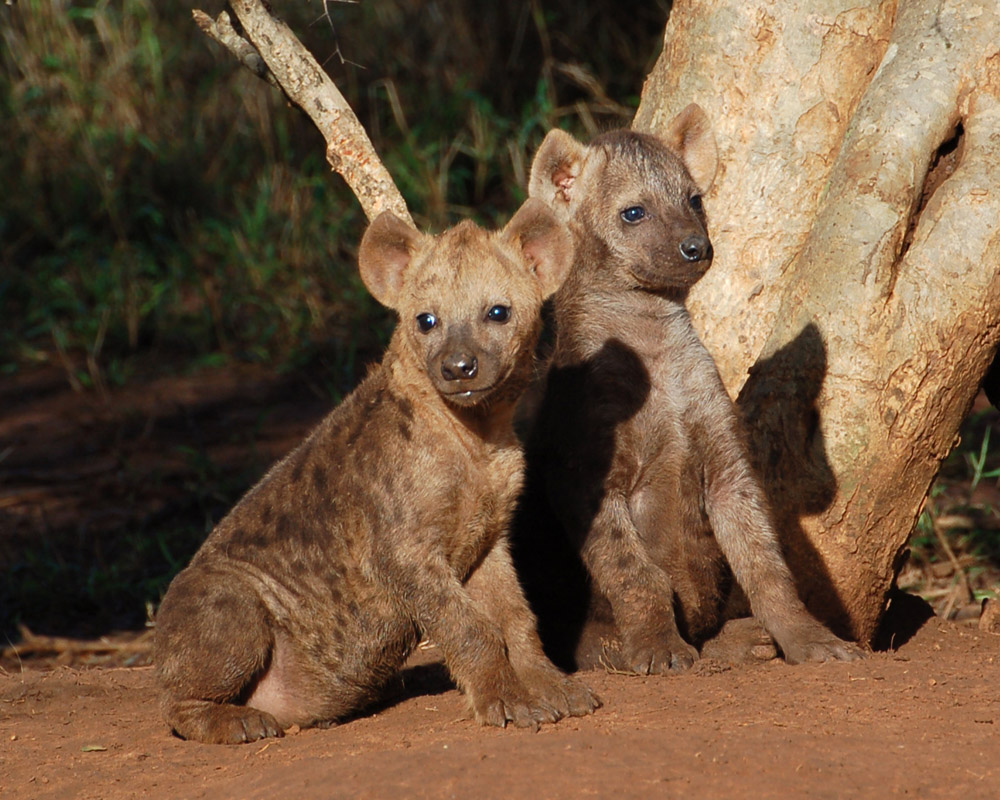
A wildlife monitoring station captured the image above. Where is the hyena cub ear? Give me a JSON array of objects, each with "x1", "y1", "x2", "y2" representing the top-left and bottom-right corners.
[
  {"x1": 527, "y1": 129, "x2": 591, "y2": 221},
  {"x1": 358, "y1": 211, "x2": 425, "y2": 309},
  {"x1": 501, "y1": 198, "x2": 574, "y2": 298},
  {"x1": 659, "y1": 103, "x2": 718, "y2": 195}
]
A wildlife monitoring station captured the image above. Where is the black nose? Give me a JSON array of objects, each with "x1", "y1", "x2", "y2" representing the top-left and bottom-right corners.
[
  {"x1": 679, "y1": 235, "x2": 712, "y2": 262},
  {"x1": 440, "y1": 353, "x2": 479, "y2": 381}
]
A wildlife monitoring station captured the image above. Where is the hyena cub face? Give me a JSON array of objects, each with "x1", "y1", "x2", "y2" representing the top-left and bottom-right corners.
[
  {"x1": 529, "y1": 106, "x2": 717, "y2": 293},
  {"x1": 360, "y1": 199, "x2": 570, "y2": 406}
]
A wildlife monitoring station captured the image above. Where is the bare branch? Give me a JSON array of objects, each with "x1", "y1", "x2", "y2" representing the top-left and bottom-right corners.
[
  {"x1": 193, "y1": 1, "x2": 411, "y2": 224},
  {"x1": 192, "y1": 9, "x2": 278, "y2": 89}
]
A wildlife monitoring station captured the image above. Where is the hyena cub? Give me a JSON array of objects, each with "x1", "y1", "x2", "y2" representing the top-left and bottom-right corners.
[
  {"x1": 154, "y1": 199, "x2": 599, "y2": 744},
  {"x1": 520, "y1": 105, "x2": 863, "y2": 674}
]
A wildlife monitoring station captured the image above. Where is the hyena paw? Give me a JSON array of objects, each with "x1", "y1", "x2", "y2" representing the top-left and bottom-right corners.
[
  {"x1": 700, "y1": 617, "x2": 779, "y2": 665},
  {"x1": 520, "y1": 666, "x2": 601, "y2": 718},
  {"x1": 471, "y1": 680, "x2": 562, "y2": 730},
  {"x1": 173, "y1": 703, "x2": 285, "y2": 745},
  {"x1": 607, "y1": 633, "x2": 698, "y2": 675},
  {"x1": 779, "y1": 626, "x2": 865, "y2": 665}
]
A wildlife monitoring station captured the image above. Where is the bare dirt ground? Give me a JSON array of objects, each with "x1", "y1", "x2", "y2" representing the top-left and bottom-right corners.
[
  {"x1": 2, "y1": 363, "x2": 999, "y2": 798},
  {"x1": 1, "y1": 621, "x2": 999, "y2": 800}
]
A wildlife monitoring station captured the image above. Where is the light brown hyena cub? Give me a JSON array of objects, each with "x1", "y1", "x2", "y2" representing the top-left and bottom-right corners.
[
  {"x1": 518, "y1": 106, "x2": 863, "y2": 674},
  {"x1": 154, "y1": 199, "x2": 599, "y2": 744}
]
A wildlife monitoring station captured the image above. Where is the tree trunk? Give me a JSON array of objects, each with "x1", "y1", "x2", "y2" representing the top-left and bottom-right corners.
[{"x1": 634, "y1": 0, "x2": 1000, "y2": 643}]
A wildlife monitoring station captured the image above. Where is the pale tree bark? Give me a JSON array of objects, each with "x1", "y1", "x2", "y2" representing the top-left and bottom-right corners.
[{"x1": 634, "y1": 0, "x2": 1000, "y2": 643}]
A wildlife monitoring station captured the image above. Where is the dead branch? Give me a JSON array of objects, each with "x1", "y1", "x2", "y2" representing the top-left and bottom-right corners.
[
  {"x1": 2, "y1": 625, "x2": 154, "y2": 661},
  {"x1": 193, "y1": 1, "x2": 411, "y2": 224}
]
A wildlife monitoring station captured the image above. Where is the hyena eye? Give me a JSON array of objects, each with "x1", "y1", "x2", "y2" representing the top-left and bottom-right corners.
[
  {"x1": 620, "y1": 205, "x2": 646, "y2": 224},
  {"x1": 415, "y1": 313, "x2": 437, "y2": 333},
  {"x1": 689, "y1": 194, "x2": 704, "y2": 213},
  {"x1": 486, "y1": 305, "x2": 511, "y2": 324}
]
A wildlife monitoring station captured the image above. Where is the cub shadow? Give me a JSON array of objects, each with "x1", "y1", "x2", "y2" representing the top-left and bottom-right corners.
[
  {"x1": 740, "y1": 321, "x2": 933, "y2": 648},
  {"x1": 512, "y1": 338, "x2": 651, "y2": 671},
  {"x1": 362, "y1": 661, "x2": 456, "y2": 719},
  {"x1": 736, "y1": 322, "x2": 852, "y2": 640}
]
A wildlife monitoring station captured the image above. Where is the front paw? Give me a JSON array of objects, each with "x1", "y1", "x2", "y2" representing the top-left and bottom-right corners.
[
  {"x1": 520, "y1": 666, "x2": 601, "y2": 718},
  {"x1": 605, "y1": 631, "x2": 698, "y2": 675},
  {"x1": 779, "y1": 624, "x2": 865, "y2": 665},
  {"x1": 470, "y1": 680, "x2": 562, "y2": 730}
]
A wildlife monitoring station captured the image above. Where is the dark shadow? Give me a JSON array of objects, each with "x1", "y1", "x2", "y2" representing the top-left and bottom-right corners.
[
  {"x1": 511, "y1": 477, "x2": 592, "y2": 672},
  {"x1": 512, "y1": 338, "x2": 651, "y2": 671},
  {"x1": 871, "y1": 588, "x2": 935, "y2": 651},
  {"x1": 735, "y1": 322, "x2": 850, "y2": 638},
  {"x1": 395, "y1": 661, "x2": 455, "y2": 699},
  {"x1": 359, "y1": 661, "x2": 456, "y2": 720},
  {"x1": 979, "y1": 342, "x2": 1000, "y2": 408}
]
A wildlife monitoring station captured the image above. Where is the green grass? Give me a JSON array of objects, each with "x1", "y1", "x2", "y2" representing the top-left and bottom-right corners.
[
  {"x1": 1, "y1": 0, "x2": 373, "y2": 376},
  {"x1": 903, "y1": 409, "x2": 1000, "y2": 612}
]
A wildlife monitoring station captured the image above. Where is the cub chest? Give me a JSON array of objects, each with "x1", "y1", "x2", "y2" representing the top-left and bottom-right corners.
[{"x1": 439, "y1": 443, "x2": 524, "y2": 580}]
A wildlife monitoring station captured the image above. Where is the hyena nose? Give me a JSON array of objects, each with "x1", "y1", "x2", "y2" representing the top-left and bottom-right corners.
[
  {"x1": 679, "y1": 234, "x2": 712, "y2": 263},
  {"x1": 441, "y1": 353, "x2": 479, "y2": 381}
]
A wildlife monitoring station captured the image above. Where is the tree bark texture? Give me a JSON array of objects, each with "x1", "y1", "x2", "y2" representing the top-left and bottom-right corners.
[{"x1": 634, "y1": 0, "x2": 1000, "y2": 643}]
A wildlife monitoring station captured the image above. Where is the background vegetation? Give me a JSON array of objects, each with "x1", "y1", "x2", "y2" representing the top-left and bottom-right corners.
[{"x1": 1, "y1": 0, "x2": 667, "y2": 381}]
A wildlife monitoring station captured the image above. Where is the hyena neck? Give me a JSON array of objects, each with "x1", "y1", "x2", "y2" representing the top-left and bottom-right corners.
[
  {"x1": 554, "y1": 260, "x2": 691, "y2": 365},
  {"x1": 558, "y1": 230, "x2": 624, "y2": 297},
  {"x1": 453, "y1": 399, "x2": 521, "y2": 447}
]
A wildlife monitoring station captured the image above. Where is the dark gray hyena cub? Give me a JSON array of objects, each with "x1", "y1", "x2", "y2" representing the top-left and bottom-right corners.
[
  {"x1": 154, "y1": 199, "x2": 599, "y2": 744},
  {"x1": 519, "y1": 105, "x2": 863, "y2": 674}
]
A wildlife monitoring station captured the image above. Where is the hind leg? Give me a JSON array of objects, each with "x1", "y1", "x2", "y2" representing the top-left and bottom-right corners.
[{"x1": 154, "y1": 565, "x2": 282, "y2": 744}]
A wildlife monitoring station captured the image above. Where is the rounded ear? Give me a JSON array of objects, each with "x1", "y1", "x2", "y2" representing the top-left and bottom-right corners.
[
  {"x1": 358, "y1": 211, "x2": 423, "y2": 309},
  {"x1": 659, "y1": 103, "x2": 718, "y2": 194},
  {"x1": 528, "y1": 129, "x2": 589, "y2": 220},
  {"x1": 501, "y1": 198, "x2": 574, "y2": 299}
]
